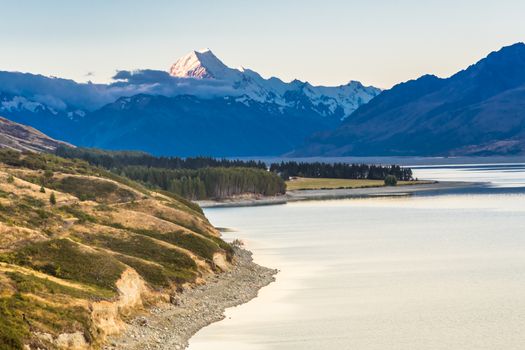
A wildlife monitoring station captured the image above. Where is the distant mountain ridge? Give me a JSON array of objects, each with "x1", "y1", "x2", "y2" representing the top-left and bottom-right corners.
[
  {"x1": 77, "y1": 94, "x2": 341, "y2": 156},
  {"x1": 169, "y1": 49, "x2": 380, "y2": 118},
  {"x1": 0, "y1": 50, "x2": 380, "y2": 156},
  {"x1": 295, "y1": 43, "x2": 525, "y2": 156}
]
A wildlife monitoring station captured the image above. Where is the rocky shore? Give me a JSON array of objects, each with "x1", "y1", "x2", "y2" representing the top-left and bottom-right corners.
[{"x1": 106, "y1": 248, "x2": 277, "y2": 350}]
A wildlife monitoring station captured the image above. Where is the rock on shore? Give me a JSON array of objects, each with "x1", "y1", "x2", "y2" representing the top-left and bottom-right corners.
[{"x1": 105, "y1": 248, "x2": 277, "y2": 350}]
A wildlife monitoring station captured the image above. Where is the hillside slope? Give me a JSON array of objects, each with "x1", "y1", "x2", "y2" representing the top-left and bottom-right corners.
[
  {"x1": 0, "y1": 116, "x2": 71, "y2": 153},
  {"x1": 0, "y1": 150, "x2": 233, "y2": 349},
  {"x1": 296, "y1": 43, "x2": 525, "y2": 156}
]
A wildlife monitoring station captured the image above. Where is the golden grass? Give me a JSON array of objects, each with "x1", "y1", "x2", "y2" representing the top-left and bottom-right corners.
[
  {"x1": 0, "y1": 151, "x2": 233, "y2": 348},
  {"x1": 285, "y1": 177, "x2": 433, "y2": 191}
]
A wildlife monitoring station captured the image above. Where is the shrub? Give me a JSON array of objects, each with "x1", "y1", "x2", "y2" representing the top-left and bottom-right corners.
[
  {"x1": 60, "y1": 205, "x2": 97, "y2": 223},
  {"x1": 51, "y1": 176, "x2": 135, "y2": 203},
  {"x1": 132, "y1": 228, "x2": 220, "y2": 261},
  {"x1": 43, "y1": 170, "x2": 54, "y2": 179},
  {"x1": 49, "y1": 192, "x2": 56, "y2": 205},
  {"x1": 384, "y1": 175, "x2": 398, "y2": 186},
  {"x1": 114, "y1": 254, "x2": 174, "y2": 289},
  {"x1": 13, "y1": 239, "x2": 124, "y2": 292},
  {"x1": 75, "y1": 233, "x2": 197, "y2": 284}
]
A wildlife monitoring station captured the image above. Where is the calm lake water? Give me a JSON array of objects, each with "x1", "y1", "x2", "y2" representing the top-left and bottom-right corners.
[{"x1": 189, "y1": 163, "x2": 525, "y2": 350}]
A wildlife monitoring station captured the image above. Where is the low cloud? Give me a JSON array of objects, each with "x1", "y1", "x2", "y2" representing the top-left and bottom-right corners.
[
  {"x1": 0, "y1": 69, "x2": 241, "y2": 111},
  {"x1": 110, "y1": 69, "x2": 240, "y2": 97}
]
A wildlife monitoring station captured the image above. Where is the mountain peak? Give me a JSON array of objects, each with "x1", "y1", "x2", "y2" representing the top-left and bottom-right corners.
[
  {"x1": 195, "y1": 48, "x2": 212, "y2": 54},
  {"x1": 170, "y1": 49, "x2": 231, "y2": 79}
]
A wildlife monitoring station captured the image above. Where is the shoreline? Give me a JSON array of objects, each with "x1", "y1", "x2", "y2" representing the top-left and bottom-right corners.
[
  {"x1": 196, "y1": 180, "x2": 484, "y2": 208},
  {"x1": 106, "y1": 248, "x2": 277, "y2": 350}
]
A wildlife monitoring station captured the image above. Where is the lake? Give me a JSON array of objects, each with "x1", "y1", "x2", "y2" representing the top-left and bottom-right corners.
[{"x1": 189, "y1": 162, "x2": 525, "y2": 350}]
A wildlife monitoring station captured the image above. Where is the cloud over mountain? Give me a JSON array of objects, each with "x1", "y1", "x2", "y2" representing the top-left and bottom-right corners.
[{"x1": 0, "y1": 49, "x2": 380, "y2": 156}]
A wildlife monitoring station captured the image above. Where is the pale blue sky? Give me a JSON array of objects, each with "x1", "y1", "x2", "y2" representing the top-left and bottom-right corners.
[{"x1": 1, "y1": 0, "x2": 524, "y2": 88}]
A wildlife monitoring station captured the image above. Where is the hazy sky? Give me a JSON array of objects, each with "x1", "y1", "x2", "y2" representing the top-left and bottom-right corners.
[{"x1": 1, "y1": 0, "x2": 524, "y2": 88}]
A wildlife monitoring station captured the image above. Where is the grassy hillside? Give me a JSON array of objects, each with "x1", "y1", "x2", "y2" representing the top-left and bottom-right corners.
[{"x1": 0, "y1": 150, "x2": 232, "y2": 349}]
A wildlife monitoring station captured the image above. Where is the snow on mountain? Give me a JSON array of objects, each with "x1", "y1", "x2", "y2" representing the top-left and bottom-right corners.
[
  {"x1": 170, "y1": 49, "x2": 237, "y2": 80},
  {"x1": 1, "y1": 95, "x2": 52, "y2": 114},
  {"x1": 169, "y1": 49, "x2": 381, "y2": 119},
  {"x1": 0, "y1": 50, "x2": 380, "y2": 122},
  {"x1": 0, "y1": 92, "x2": 86, "y2": 120}
]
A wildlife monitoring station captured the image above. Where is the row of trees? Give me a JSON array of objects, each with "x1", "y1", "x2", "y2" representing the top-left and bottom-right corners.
[
  {"x1": 116, "y1": 166, "x2": 286, "y2": 200},
  {"x1": 54, "y1": 147, "x2": 413, "y2": 199},
  {"x1": 55, "y1": 146, "x2": 267, "y2": 171},
  {"x1": 269, "y1": 161, "x2": 413, "y2": 181}
]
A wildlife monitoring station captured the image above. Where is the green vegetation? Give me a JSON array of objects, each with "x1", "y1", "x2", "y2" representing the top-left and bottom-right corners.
[
  {"x1": 271, "y1": 161, "x2": 413, "y2": 181},
  {"x1": 119, "y1": 166, "x2": 285, "y2": 200},
  {"x1": 6, "y1": 271, "x2": 112, "y2": 300},
  {"x1": 49, "y1": 176, "x2": 135, "y2": 203},
  {"x1": 12, "y1": 239, "x2": 125, "y2": 293},
  {"x1": 53, "y1": 147, "x2": 416, "y2": 200},
  {"x1": 59, "y1": 204, "x2": 97, "y2": 223},
  {"x1": 55, "y1": 146, "x2": 267, "y2": 170},
  {"x1": 142, "y1": 212, "x2": 233, "y2": 260},
  {"x1": 74, "y1": 233, "x2": 197, "y2": 284},
  {"x1": 0, "y1": 196, "x2": 55, "y2": 229},
  {"x1": 0, "y1": 301, "x2": 27, "y2": 350},
  {"x1": 114, "y1": 254, "x2": 180, "y2": 289},
  {"x1": 0, "y1": 149, "x2": 150, "y2": 197},
  {"x1": 122, "y1": 227, "x2": 220, "y2": 261},
  {"x1": 0, "y1": 148, "x2": 238, "y2": 348},
  {"x1": 49, "y1": 192, "x2": 56, "y2": 205},
  {"x1": 0, "y1": 149, "x2": 91, "y2": 174},
  {"x1": 286, "y1": 177, "x2": 429, "y2": 191},
  {"x1": 157, "y1": 189, "x2": 205, "y2": 217},
  {"x1": 384, "y1": 175, "x2": 398, "y2": 186},
  {"x1": 0, "y1": 292, "x2": 94, "y2": 350},
  {"x1": 54, "y1": 147, "x2": 285, "y2": 200}
]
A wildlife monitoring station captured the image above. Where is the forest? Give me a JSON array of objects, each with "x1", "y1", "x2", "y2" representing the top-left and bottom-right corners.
[
  {"x1": 55, "y1": 147, "x2": 284, "y2": 200},
  {"x1": 116, "y1": 166, "x2": 286, "y2": 200},
  {"x1": 55, "y1": 147, "x2": 413, "y2": 200},
  {"x1": 55, "y1": 146, "x2": 266, "y2": 170},
  {"x1": 269, "y1": 161, "x2": 413, "y2": 181}
]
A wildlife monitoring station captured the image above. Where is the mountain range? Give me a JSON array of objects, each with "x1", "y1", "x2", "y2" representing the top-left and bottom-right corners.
[
  {"x1": 295, "y1": 43, "x2": 525, "y2": 156},
  {"x1": 0, "y1": 50, "x2": 380, "y2": 156},
  {"x1": 2, "y1": 44, "x2": 525, "y2": 157}
]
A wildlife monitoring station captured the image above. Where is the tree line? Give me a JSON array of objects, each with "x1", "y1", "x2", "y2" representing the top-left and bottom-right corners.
[
  {"x1": 116, "y1": 166, "x2": 285, "y2": 200},
  {"x1": 54, "y1": 147, "x2": 413, "y2": 199},
  {"x1": 269, "y1": 161, "x2": 413, "y2": 181},
  {"x1": 55, "y1": 146, "x2": 267, "y2": 170}
]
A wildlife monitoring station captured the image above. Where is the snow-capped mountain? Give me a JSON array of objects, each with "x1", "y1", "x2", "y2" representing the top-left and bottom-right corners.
[
  {"x1": 169, "y1": 49, "x2": 381, "y2": 118},
  {"x1": 0, "y1": 92, "x2": 86, "y2": 119},
  {"x1": 0, "y1": 91, "x2": 87, "y2": 141},
  {"x1": 0, "y1": 49, "x2": 381, "y2": 156}
]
